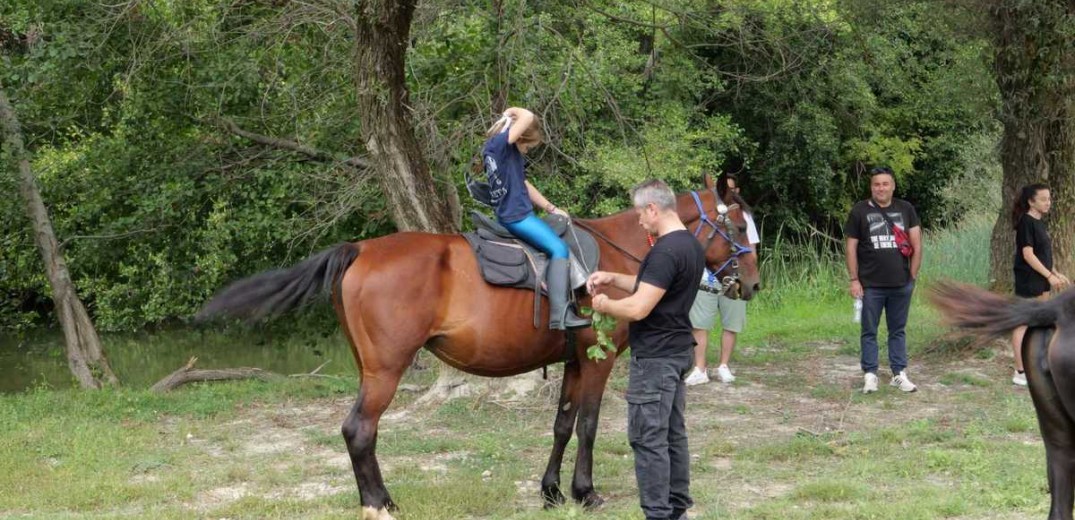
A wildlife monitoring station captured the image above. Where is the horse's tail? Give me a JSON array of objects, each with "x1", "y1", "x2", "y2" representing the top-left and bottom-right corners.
[
  {"x1": 929, "y1": 281, "x2": 1060, "y2": 339},
  {"x1": 196, "y1": 242, "x2": 360, "y2": 323}
]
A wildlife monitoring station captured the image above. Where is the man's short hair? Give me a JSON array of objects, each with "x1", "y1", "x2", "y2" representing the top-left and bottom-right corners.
[
  {"x1": 631, "y1": 179, "x2": 676, "y2": 211},
  {"x1": 870, "y1": 166, "x2": 895, "y2": 180}
]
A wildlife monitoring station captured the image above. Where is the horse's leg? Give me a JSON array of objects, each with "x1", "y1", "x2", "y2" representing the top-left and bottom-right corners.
[
  {"x1": 541, "y1": 360, "x2": 582, "y2": 508},
  {"x1": 1025, "y1": 327, "x2": 1075, "y2": 520},
  {"x1": 570, "y1": 354, "x2": 617, "y2": 509},
  {"x1": 338, "y1": 309, "x2": 424, "y2": 518},
  {"x1": 342, "y1": 362, "x2": 407, "y2": 519},
  {"x1": 1044, "y1": 444, "x2": 1075, "y2": 520}
]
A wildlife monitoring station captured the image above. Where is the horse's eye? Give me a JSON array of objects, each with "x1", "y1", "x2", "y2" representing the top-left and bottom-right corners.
[{"x1": 738, "y1": 225, "x2": 747, "y2": 233}]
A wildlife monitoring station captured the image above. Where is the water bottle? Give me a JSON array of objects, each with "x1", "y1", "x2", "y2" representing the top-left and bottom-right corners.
[{"x1": 853, "y1": 298, "x2": 863, "y2": 323}]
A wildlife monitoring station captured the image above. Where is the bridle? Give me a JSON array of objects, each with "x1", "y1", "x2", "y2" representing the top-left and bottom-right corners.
[
  {"x1": 572, "y1": 186, "x2": 753, "y2": 297},
  {"x1": 689, "y1": 189, "x2": 753, "y2": 296}
]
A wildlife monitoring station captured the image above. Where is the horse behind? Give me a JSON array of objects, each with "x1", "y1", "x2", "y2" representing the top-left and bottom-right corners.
[
  {"x1": 931, "y1": 282, "x2": 1075, "y2": 520},
  {"x1": 198, "y1": 179, "x2": 760, "y2": 519}
]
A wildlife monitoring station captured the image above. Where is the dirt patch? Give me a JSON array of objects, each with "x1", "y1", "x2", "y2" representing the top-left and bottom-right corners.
[{"x1": 180, "y1": 348, "x2": 1036, "y2": 517}]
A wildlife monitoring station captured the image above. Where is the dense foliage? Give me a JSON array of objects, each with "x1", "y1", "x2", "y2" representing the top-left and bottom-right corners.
[{"x1": 1, "y1": 0, "x2": 999, "y2": 330}]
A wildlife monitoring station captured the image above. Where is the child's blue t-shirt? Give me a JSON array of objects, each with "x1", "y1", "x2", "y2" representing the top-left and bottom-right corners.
[{"x1": 482, "y1": 130, "x2": 533, "y2": 223}]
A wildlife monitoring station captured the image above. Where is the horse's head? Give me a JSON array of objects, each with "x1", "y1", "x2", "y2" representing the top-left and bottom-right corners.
[{"x1": 678, "y1": 175, "x2": 761, "y2": 301}]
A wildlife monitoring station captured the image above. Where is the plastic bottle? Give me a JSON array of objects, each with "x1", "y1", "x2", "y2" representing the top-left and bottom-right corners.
[{"x1": 853, "y1": 298, "x2": 863, "y2": 323}]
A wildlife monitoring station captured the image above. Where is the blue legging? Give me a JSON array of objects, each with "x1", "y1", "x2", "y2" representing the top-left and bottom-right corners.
[{"x1": 501, "y1": 213, "x2": 569, "y2": 259}]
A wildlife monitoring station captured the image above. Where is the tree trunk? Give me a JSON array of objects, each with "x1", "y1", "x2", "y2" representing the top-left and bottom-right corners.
[
  {"x1": 0, "y1": 83, "x2": 118, "y2": 389},
  {"x1": 354, "y1": 0, "x2": 457, "y2": 234},
  {"x1": 988, "y1": 0, "x2": 1075, "y2": 290},
  {"x1": 354, "y1": 0, "x2": 480, "y2": 402}
]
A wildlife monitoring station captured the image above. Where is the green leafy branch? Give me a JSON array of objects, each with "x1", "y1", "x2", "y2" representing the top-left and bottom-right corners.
[{"x1": 580, "y1": 306, "x2": 618, "y2": 361}]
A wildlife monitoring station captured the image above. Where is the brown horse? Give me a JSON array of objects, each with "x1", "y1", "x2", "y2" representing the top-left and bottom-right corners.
[
  {"x1": 198, "y1": 177, "x2": 760, "y2": 519},
  {"x1": 931, "y1": 282, "x2": 1075, "y2": 520}
]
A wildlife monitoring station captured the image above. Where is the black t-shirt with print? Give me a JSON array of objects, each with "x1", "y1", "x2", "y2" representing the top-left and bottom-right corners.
[
  {"x1": 628, "y1": 230, "x2": 706, "y2": 359},
  {"x1": 844, "y1": 198, "x2": 920, "y2": 288}
]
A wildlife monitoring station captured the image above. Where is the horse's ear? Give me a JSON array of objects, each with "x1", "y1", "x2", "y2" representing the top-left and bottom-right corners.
[{"x1": 703, "y1": 173, "x2": 715, "y2": 190}]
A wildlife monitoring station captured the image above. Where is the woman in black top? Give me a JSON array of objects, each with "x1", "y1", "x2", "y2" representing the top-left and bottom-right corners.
[{"x1": 1011, "y1": 184, "x2": 1070, "y2": 386}]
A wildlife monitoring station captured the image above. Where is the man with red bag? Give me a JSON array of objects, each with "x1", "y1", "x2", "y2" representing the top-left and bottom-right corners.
[{"x1": 844, "y1": 166, "x2": 923, "y2": 394}]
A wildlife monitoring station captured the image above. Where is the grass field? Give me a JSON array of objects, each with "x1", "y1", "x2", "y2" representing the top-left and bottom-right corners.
[{"x1": 2, "y1": 215, "x2": 1049, "y2": 519}]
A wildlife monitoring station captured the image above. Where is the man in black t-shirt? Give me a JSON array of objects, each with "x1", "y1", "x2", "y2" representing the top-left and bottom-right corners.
[
  {"x1": 587, "y1": 179, "x2": 705, "y2": 520},
  {"x1": 844, "y1": 167, "x2": 923, "y2": 394}
]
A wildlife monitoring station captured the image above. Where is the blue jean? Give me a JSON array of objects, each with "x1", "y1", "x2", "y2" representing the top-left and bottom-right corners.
[
  {"x1": 860, "y1": 281, "x2": 915, "y2": 376},
  {"x1": 501, "y1": 213, "x2": 569, "y2": 259}
]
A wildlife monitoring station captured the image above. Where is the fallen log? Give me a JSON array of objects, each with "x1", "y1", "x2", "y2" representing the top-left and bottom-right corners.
[{"x1": 151, "y1": 356, "x2": 283, "y2": 392}]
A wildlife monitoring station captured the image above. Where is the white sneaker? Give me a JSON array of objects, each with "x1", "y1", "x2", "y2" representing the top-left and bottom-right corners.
[
  {"x1": 1012, "y1": 371, "x2": 1028, "y2": 387},
  {"x1": 863, "y1": 372, "x2": 879, "y2": 394},
  {"x1": 716, "y1": 364, "x2": 736, "y2": 383},
  {"x1": 890, "y1": 371, "x2": 918, "y2": 393},
  {"x1": 684, "y1": 367, "x2": 709, "y2": 386}
]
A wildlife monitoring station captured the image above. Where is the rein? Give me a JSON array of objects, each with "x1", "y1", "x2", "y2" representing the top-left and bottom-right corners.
[{"x1": 571, "y1": 219, "x2": 646, "y2": 264}]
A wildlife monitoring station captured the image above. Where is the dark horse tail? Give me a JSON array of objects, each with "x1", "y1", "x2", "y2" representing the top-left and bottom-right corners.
[
  {"x1": 197, "y1": 242, "x2": 360, "y2": 323},
  {"x1": 929, "y1": 281, "x2": 1063, "y2": 339}
]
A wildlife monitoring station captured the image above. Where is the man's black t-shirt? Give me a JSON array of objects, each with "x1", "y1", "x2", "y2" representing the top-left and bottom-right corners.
[
  {"x1": 628, "y1": 230, "x2": 706, "y2": 359},
  {"x1": 844, "y1": 199, "x2": 920, "y2": 288}
]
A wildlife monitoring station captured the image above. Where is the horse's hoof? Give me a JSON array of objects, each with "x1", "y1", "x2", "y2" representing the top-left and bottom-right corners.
[
  {"x1": 574, "y1": 491, "x2": 605, "y2": 510},
  {"x1": 541, "y1": 485, "x2": 567, "y2": 509},
  {"x1": 361, "y1": 506, "x2": 396, "y2": 520}
]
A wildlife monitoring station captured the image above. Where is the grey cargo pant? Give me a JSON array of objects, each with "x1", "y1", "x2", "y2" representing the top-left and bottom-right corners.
[{"x1": 627, "y1": 351, "x2": 694, "y2": 520}]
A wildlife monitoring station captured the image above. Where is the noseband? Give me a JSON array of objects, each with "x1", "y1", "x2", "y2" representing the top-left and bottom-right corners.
[{"x1": 690, "y1": 190, "x2": 752, "y2": 296}]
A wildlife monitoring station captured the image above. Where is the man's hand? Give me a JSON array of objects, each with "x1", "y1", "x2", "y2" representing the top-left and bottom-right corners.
[
  {"x1": 850, "y1": 280, "x2": 864, "y2": 299},
  {"x1": 592, "y1": 294, "x2": 610, "y2": 313},
  {"x1": 587, "y1": 271, "x2": 616, "y2": 295}
]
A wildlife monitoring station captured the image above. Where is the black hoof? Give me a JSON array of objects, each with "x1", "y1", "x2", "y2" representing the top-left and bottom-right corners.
[
  {"x1": 384, "y1": 497, "x2": 398, "y2": 512},
  {"x1": 541, "y1": 485, "x2": 566, "y2": 509},
  {"x1": 574, "y1": 490, "x2": 605, "y2": 510}
]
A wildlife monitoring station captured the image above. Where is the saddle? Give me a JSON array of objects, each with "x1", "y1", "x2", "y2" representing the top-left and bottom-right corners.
[{"x1": 462, "y1": 211, "x2": 600, "y2": 322}]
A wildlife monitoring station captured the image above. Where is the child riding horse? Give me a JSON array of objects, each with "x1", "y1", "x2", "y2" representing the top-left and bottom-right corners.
[{"x1": 199, "y1": 178, "x2": 760, "y2": 520}]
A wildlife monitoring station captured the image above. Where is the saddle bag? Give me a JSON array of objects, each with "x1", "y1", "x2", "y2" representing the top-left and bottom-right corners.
[{"x1": 474, "y1": 242, "x2": 530, "y2": 286}]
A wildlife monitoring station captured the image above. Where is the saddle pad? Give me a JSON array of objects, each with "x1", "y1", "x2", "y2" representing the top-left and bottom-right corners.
[{"x1": 463, "y1": 215, "x2": 599, "y2": 292}]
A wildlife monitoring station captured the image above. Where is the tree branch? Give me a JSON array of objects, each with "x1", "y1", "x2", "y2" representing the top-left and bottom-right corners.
[
  {"x1": 217, "y1": 118, "x2": 371, "y2": 170},
  {"x1": 151, "y1": 356, "x2": 284, "y2": 392},
  {"x1": 59, "y1": 227, "x2": 161, "y2": 249}
]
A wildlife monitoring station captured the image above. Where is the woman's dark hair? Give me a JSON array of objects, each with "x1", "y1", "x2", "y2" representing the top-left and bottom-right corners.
[
  {"x1": 1012, "y1": 183, "x2": 1049, "y2": 229},
  {"x1": 713, "y1": 173, "x2": 751, "y2": 213},
  {"x1": 716, "y1": 173, "x2": 738, "y2": 199}
]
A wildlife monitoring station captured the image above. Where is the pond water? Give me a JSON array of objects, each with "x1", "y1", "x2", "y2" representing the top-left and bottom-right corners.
[{"x1": 0, "y1": 327, "x2": 359, "y2": 393}]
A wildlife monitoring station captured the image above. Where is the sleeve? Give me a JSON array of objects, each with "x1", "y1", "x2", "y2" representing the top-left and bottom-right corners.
[
  {"x1": 1016, "y1": 216, "x2": 1035, "y2": 251},
  {"x1": 843, "y1": 206, "x2": 862, "y2": 239},
  {"x1": 745, "y1": 212, "x2": 761, "y2": 245},
  {"x1": 905, "y1": 202, "x2": 921, "y2": 229},
  {"x1": 638, "y1": 250, "x2": 678, "y2": 290},
  {"x1": 485, "y1": 131, "x2": 509, "y2": 158}
]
